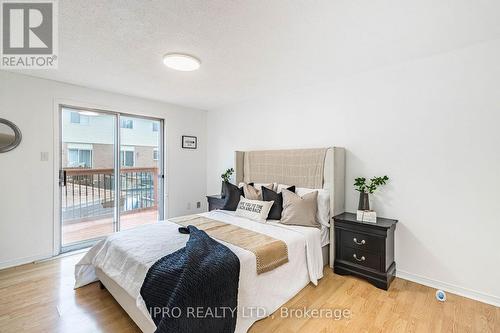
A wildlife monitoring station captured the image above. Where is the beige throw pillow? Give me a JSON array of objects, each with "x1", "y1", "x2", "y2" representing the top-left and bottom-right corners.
[
  {"x1": 280, "y1": 189, "x2": 321, "y2": 228},
  {"x1": 242, "y1": 183, "x2": 273, "y2": 200}
]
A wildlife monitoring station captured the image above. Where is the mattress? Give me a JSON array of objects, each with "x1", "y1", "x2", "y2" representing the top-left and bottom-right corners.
[{"x1": 75, "y1": 210, "x2": 324, "y2": 333}]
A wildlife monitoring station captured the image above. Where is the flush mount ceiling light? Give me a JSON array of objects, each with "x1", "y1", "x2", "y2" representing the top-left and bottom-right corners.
[
  {"x1": 79, "y1": 111, "x2": 99, "y2": 116},
  {"x1": 163, "y1": 53, "x2": 201, "y2": 71}
]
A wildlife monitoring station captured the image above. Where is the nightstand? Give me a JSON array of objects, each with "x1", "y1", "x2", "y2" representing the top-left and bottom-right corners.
[
  {"x1": 206, "y1": 195, "x2": 225, "y2": 211},
  {"x1": 333, "y1": 212, "x2": 398, "y2": 290}
]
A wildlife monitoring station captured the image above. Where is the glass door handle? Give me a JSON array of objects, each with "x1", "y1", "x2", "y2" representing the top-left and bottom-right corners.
[{"x1": 59, "y1": 170, "x2": 67, "y2": 187}]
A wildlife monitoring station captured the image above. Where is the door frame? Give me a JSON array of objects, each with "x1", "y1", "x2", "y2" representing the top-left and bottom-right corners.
[{"x1": 53, "y1": 102, "x2": 166, "y2": 254}]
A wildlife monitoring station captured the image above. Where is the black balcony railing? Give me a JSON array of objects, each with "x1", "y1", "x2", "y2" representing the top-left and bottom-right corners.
[{"x1": 62, "y1": 167, "x2": 158, "y2": 223}]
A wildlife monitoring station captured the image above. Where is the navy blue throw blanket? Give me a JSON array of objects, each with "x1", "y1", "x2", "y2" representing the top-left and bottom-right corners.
[{"x1": 140, "y1": 226, "x2": 241, "y2": 333}]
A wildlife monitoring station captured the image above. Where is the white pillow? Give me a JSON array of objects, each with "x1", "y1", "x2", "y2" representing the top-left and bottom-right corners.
[
  {"x1": 277, "y1": 184, "x2": 330, "y2": 227},
  {"x1": 235, "y1": 196, "x2": 274, "y2": 222}
]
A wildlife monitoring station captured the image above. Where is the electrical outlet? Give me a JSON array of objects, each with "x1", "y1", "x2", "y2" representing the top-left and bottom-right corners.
[
  {"x1": 40, "y1": 152, "x2": 49, "y2": 161},
  {"x1": 196, "y1": 201, "x2": 201, "y2": 208},
  {"x1": 187, "y1": 202, "x2": 191, "y2": 210}
]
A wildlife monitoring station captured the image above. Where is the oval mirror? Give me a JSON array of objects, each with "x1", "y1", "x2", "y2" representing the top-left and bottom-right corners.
[{"x1": 0, "y1": 118, "x2": 22, "y2": 153}]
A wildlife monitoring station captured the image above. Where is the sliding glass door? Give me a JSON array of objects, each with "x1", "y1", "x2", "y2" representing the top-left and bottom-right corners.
[
  {"x1": 60, "y1": 108, "x2": 117, "y2": 248},
  {"x1": 59, "y1": 106, "x2": 164, "y2": 251},
  {"x1": 119, "y1": 116, "x2": 163, "y2": 230}
]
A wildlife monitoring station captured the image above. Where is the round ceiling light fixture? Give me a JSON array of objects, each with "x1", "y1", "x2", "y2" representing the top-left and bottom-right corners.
[{"x1": 163, "y1": 53, "x2": 201, "y2": 71}]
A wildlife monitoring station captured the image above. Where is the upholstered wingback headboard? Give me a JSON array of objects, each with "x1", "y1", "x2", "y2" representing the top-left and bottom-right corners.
[{"x1": 235, "y1": 147, "x2": 346, "y2": 267}]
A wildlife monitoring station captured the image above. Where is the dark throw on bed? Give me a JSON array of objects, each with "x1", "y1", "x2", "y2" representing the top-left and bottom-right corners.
[{"x1": 140, "y1": 225, "x2": 241, "y2": 333}]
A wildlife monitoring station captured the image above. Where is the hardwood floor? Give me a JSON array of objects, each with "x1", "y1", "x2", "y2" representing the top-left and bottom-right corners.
[{"x1": 0, "y1": 253, "x2": 498, "y2": 333}]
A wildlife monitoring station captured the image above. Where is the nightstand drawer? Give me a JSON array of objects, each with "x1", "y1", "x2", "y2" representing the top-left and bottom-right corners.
[
  {"x1": 341, "y1": 247, "x2": 381, "y2": 271},
  {"x1": 340, "y1": 229, "x2": 383, "y2": 254}
]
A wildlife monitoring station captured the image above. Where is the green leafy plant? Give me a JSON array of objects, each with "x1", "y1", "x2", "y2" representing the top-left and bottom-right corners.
[
  {"x1": 354, "y1": 175, "x2": 389, "y2": 194},
  {"x1": 221, "y1": 168, "x2": 234, "y2": 182}
]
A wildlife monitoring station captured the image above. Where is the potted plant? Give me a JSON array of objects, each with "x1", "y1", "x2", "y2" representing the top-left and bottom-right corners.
[
  {"x1": 220, "y1": 168, "x2": 234, "y2": 198},
  {"x1": 354, "y1": 175, "x2": 389, "y2": 210}
]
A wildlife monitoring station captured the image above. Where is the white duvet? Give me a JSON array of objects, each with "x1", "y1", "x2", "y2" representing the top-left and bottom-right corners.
[{"x1": 75, "y1": 210, "x2": 324, "y2": 333}]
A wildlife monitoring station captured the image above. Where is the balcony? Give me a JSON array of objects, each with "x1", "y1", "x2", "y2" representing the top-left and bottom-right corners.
[{"x1": 62, "y1": 167, "x2": 160, "y2": 245}]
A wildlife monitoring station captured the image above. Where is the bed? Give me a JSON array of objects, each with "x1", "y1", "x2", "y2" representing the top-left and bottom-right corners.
[{"x1": 75, "y1": 147, "x2": 345, "y2": 333}]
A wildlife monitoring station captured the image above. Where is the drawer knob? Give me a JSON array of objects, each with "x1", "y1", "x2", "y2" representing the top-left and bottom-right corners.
[
  {"x1": 353, "y1": 237, "x2": 366, "y2": 245},
  {"x1": 353, "y1": 254, "x2": 366, "y2": 262}
]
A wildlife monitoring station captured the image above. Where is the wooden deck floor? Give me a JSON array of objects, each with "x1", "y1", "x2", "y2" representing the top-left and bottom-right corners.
[
  {"x1": 0, "y1": 253, "x2": 498, "y2": 333},
  {"x1": 62, "y1": 210, "x2": 158, "y2": 245}
]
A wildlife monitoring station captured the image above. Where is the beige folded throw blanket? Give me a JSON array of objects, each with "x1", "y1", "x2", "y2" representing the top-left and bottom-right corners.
[{"x1": 170, "y1": 215, "x2": 289, "y2": 274}]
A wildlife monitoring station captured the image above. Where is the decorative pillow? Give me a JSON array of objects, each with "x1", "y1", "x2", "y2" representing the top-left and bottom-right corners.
[
  {"x1": 276, "y1": 184, "x2": 294, "y2": 193},
  {"x1": 295, "y1": 187, "x2": 330, "y2": 227},
  {"x1": 240, "y1": 182, "x2": 277, "y2": 192},
  {"x1": 221, "y1": 182, "x2": 244, "y2": 211},
  {"x1": 280, "y1": 189, "x2": 321, "y2": 228},
  {"x1": 261, "y1": 185, "x2": 296, "y2": 220},
  {"x1": 235, "y1": 196, "x2": 274, "y2": 222},
  {"x1": 239, "y1": 183, "x2": 274, "y2": 200},
  {"x1": 277, "y1": 184, "x2": 330, "y2": 227}
]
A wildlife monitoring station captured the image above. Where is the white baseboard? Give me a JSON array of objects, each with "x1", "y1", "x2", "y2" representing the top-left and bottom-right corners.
[
  {"x1": 0, "y1": 253, "x2": 53, "y2": 271},
  {"x1": 396, "y1": 269, "x2": 500, "y2": 307}
]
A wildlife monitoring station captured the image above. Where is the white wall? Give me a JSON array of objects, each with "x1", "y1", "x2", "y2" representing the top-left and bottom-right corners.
[
  {"x1": 0, "y1": 71, "x2": 207, "y2": 268},
  {"x1": 207, "y1": 39, "x2": 500, "y2": 305}
]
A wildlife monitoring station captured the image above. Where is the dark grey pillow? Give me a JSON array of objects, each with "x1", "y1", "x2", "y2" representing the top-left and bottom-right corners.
[
  {"x1": 221, "y1": 182, "x2": 246, "y2": 211},
  {"x1": 262, "y1": 185, "x2": 295, "y2": 220}
]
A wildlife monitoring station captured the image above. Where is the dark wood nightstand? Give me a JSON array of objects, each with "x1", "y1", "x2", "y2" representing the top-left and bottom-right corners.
[
  {"x1": 206, "y1": 195, "x2": 226, "y2": 211},
  {"x1": 333, "y1": 212, "x2": 398, "y2": 290}
]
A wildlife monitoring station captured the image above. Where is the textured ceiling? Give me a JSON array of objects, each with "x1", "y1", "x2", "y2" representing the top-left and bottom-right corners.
[{"x1": 10, "y1": 0, "x2": 500, "y2": 110}]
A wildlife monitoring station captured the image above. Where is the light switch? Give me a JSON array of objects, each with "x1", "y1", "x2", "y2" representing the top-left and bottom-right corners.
[{"x1": 40, "y1": 152, "x2": 49, "y2": 161}]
